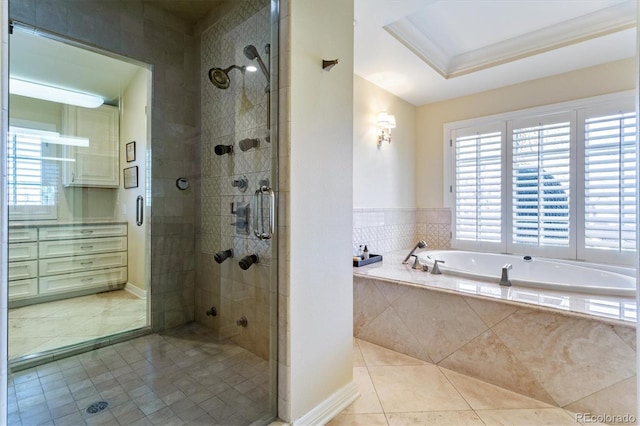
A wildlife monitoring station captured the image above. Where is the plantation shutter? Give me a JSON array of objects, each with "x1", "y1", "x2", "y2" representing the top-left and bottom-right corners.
[
  {"x1": 454, "y1": 130, "x2": 502, "y2": 243},
  {"x1": 7, "y1": 127, "x2": 58, "y2": 217},
  {"x1": 512, "y1": 120, "x2": 571, "y2": 247},
  {"x1": 8, "y1": 130, "x2": 46, "y2": 205},
  {"x1": 584, "y1": 112, "x2": 636, "y2": 252}
]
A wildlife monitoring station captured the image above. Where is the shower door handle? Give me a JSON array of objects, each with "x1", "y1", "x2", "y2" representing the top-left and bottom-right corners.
[
  {"x1": 253, "y1": 186, "x2": 274, "y2": 240},
  {"x1": 136, "y1": 196, "x2": 144, "y2": 226}
]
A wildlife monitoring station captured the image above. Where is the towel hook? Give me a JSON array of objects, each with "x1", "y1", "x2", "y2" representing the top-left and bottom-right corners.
[{"x1": 322, "y1": 59, "x2": 339, "y2": 71}]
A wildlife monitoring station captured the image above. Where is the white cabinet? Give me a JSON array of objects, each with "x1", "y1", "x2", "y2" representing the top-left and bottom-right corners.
[
  {"x1": 62, "y1": 105, "x2": 120, "y2": 188},
  {"x1": 8, "y1": 228, "x2": 38, "y2": 300},
  {"x1": 8, "y1": 223, "x2": 128, "y2": 304},
  {"x1": 39, "y1": 236, "x2": 127, "y2": 258},
  {"x1": 39, "y1": 268, "x2": 127, "y2": 296}
]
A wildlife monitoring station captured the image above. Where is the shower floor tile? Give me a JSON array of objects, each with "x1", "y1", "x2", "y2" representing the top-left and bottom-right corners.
[
  {"x1": 9, "y1": 323, "x2": 273, "y2": 426},
  {"x1": 9, "y1": 289, "x2": 147, "y2": 360}
]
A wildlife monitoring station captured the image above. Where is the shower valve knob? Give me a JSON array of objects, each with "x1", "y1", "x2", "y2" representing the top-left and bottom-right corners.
[
  {"x1": 231, "y1": 176, "x2": 248, "y2": 191},
  {"x1": 236, "y1": 316, "x2": 248, "y2": 327}
]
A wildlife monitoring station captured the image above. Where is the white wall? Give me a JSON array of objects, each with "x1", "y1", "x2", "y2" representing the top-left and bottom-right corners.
[
  {"x1": 288, "y1": 0, "x2": 355, "y2": 421},
  {"x1": 416, "y1": 58, "x2": 636, "y2": 208},
  {"x1": 353, "y1": 75, "x2": 416, "y2": 209},
  {"x1": 118, "y1": 67, "x2": 150, "y2": 292}
]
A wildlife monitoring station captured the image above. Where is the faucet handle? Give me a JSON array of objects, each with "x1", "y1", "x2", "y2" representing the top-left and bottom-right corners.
[
  {"x1": 431, "y1": 259, "x2": 445, "y2": 274},
  {"x1": 411, "y1": 255, "x2": 422, "y2": 270}
]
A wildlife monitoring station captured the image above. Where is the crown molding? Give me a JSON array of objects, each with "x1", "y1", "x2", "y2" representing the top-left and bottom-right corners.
[{"x1": 384, "y1": 0, "x2": 637, "y2": 79}]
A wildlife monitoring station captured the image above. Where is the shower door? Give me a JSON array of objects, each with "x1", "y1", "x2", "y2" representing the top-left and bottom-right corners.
[{"x1": 7, "y1": 24, "x2": 151, "y2": 366}]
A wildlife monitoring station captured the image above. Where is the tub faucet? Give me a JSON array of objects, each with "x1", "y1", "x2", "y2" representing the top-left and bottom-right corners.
[
  {"x1": 500, "y1": 263, "x2": 512, "y2": 287},
  {"x1": 402, "y1": 241, "x2": 427, "y2": 264},
  {"x1": 431, "y1": 259, "x2": 445, "y2": 275},
  {"x1": 409, "y1": 255, "x2": 422, "y2": 270}
]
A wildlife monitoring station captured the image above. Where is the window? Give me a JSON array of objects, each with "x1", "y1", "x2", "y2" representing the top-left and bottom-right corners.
[
  {"x1": 583, "y1": 111, "x2": 637, "y2": 255},
  {"x1": 447, "y1": 93, "x2": 636, "y2": 265},
  {"x1": 454, "y1": 129, "x2": 502, "y2": 245},
  {"x1": 511, "y1": 116, "x2": 571, "y2": 251},
  {"x1": 7, "y1": 126, "x2": 60, "y2": 220}
]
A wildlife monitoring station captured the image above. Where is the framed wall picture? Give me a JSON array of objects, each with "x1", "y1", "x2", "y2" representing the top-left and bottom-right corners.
[
  {"x1": 123, "y1": 166, "x2": 138, "y2": 189},
  {"x1": 126, "y1": 141, "x2": 136, "y2": 162}
]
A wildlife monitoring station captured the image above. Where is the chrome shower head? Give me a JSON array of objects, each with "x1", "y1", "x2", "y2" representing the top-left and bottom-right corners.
[
  {"x1": 243, "y1": 44, "x2": 270, "y2": 85},
  {"x1": 243, "y1": 45, "x2": 259, "y2": 60},
  {"x1": 208, "y1": 65, "x2": 246, "y2": 89}
]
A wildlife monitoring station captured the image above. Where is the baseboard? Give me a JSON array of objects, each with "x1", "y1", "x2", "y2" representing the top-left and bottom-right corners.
[
  {"x1": 124, "y1": 282, "x2": 147, "y2": 299},
  {"x1": 293, "y1": 380, "x2": 359, "y2": 426}
]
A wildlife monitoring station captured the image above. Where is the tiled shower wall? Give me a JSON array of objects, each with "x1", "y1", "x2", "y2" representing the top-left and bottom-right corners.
[
  {"x1": 9, "y1": 0, "x2": 200, "y2": 331},
  {"x1": 196, "y1": 0, "x2": 272, "y2": 360},
  {"x1": 353, "y1": 208, "x2": 451, "y2": 255}
]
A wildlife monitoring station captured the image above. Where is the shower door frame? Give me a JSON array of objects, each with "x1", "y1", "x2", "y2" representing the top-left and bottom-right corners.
[{"x1": 5, "y1": 23, "x2": 153, "y2": 370}]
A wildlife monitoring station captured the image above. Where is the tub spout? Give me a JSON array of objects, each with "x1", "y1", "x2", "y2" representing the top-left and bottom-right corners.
[
  {"x1": 402, "y1": 241, "x2": 427, "y2": 264},
  {"x1": 500, "y1": 263, "x2": 512, "y2": 286}
]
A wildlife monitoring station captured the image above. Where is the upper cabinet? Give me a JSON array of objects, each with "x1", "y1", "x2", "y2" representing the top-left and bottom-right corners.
[{"x1": 62, "y1": 105, "x2": 119, "y2": 188}]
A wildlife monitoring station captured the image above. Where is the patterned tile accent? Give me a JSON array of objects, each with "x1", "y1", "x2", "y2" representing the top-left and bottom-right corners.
[
  {"x1": 198, "y1": 0, "x2": 273, "y2": 361},
  {"x1": 353, "y1": 208, "x2": 451, "y2": 255},
  {"x1": 354, "y1": 276, "x2": 637, "y2": 417}
]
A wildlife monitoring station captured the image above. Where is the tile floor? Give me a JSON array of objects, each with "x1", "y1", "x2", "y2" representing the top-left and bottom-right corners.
[
  {"x1": 328, "y1": 339, "x2": 601, "y2": 426},
  {"x1": 9, "y1": 290, "x2": 147, "y2": 360},
  {"x1": 9, "y1": 323, "x2": 273, "y2": 426}
]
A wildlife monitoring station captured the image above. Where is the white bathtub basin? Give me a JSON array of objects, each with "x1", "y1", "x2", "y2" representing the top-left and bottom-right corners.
[{"x1": 419, "y1": 250, "x2": 636, "y2": 297}]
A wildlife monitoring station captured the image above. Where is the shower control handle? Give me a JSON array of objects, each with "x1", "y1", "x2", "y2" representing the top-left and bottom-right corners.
[{"x1": 231, "y1": 176, "x2": 248, "y2": 191}]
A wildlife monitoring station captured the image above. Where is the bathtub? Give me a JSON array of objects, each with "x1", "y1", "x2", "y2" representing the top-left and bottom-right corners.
[{"x1": 419, "y1": 250, "x2": 636, "y2": 297}]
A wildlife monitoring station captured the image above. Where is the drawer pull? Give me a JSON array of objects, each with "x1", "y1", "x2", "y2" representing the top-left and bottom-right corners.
[
  {"x1": 80, "y1": 245, "x2": 94, "y2": 250},
  {"x1": 80, "y1": 230, "x2": 94, "y2": 234},
  {"x1": 80, "y1": 261, "x2": 94, "y2": 266},
  {"x1": 136, "y1": 196, "x2": 144, "y2": 226},
  {"x1": 81, "y1": 278, "x2": 94, "y2": 282}
]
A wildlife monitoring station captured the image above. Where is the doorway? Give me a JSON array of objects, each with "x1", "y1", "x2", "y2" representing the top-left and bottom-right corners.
[{"x1": 7, "y1": 24, "x2": 151, "y2": 366}]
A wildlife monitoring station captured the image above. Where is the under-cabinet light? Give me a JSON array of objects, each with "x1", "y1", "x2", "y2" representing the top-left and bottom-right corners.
[{"x1": 10, "y1": 78, "x2": 104, "y2": 108}]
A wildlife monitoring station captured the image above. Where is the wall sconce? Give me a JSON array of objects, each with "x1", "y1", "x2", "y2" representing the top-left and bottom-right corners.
[{"x1": 376, "y1": 112, "x2": 396, "y2": 146}]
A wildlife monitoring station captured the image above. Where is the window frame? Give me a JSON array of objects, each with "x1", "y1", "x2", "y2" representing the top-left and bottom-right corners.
[
  {"x1": 8, "y1": 120, "x2": 59, "y2": 221},
  {"x1": 444, "y1": 91, "x2": 636, "y2": 266}
]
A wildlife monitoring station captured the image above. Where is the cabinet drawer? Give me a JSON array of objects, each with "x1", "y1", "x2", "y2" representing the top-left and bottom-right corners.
[
  {"x1": 39, "y1": 236, "x2": 127, "y2": 258},
  {"x1": 8, "y1": 260, "x2": 37, "y2": 281},
  {"x1": 9, "y1": 278, "x2": 38, "y2": 300},
  {"x1": 39, "y1": 224, "x2": 127, "y2": 241},
  {"x1": 39, "y1": 267, "x2": 127, "y2": 295},
  {"x1": 9, "y1": 242, "x2": 38, "y2": 261},
  {"x1": 39, "y1": 252, "x2": 127, "y2": 276},
  {"x1": 9, "y1": 228, "x2": 37, "y2": 243}
]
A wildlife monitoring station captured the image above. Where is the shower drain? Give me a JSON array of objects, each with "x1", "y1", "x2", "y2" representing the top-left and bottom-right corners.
[{"x1": 85, "y1": 401, "x2": 109, "y2": 414}]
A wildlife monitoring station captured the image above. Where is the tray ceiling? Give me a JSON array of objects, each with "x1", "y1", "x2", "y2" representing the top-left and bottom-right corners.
[{"x1": 355, "y1": 0, "x2": 637, "y2": 105}]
